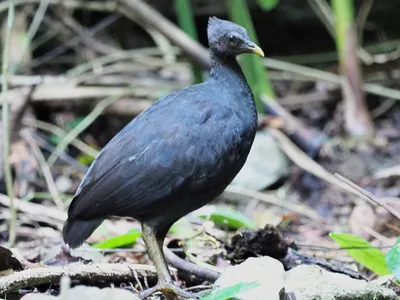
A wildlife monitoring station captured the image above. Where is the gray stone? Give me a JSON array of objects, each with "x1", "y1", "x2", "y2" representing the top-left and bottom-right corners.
[
  {"x1": 232, "y1": 132, "x2": 289, "y2": 190},
  {"x1": 215, "y1": 256, "x2": 285, "y2": 300},
  {"x1": 284, "y1": 265, "x2": 396, "y2": 300}
]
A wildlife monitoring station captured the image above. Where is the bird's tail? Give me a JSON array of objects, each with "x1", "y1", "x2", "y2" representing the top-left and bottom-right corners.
[{"x1": 62, "y1": 218, "x2": 103, "y2": 249}]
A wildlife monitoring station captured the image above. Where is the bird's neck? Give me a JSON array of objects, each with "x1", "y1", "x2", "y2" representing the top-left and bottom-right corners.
[
  {"x1": 209, "y1": 53, "x2": 249, "y2": 89},
  {"x1": 209, "y1": 52, "x2": 257, "y2": 123}
]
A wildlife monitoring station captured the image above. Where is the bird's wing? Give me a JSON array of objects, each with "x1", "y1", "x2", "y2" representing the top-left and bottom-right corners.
[{"x1": 67, "y1": 86, "x2": 244, "y2": 220}]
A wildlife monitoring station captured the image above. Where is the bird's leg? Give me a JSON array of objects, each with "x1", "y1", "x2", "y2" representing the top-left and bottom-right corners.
[{"x1": 139, "y1": 223, "x2": 198, "y2": 300}]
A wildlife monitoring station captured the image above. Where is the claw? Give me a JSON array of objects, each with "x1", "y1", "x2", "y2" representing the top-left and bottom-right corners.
[{"x1": 139, "y1": 282, "x2": 198, "y2": 299}]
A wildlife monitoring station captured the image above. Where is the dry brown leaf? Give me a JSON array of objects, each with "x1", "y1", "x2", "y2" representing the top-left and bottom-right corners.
[{"x1": 349, "y1": 203, "x2": 376, "y2": 240}]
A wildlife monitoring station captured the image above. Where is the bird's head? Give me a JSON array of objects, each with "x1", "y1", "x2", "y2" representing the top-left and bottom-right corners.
[{"x1": 207, "y1": 16, "x2": 264, "y2": 58}]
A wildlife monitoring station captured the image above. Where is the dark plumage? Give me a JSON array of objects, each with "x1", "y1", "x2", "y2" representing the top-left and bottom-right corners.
[{"x1": 63, "y1": 17, "x2": 264, "y2": 299}]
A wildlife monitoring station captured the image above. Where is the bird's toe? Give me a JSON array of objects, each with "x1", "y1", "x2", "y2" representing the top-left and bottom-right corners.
[{"x1": 139, "y1": 282, "x2": 198, "y2": 299}]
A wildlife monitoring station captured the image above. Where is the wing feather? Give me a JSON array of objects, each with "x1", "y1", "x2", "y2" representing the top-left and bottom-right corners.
[{"x1": 67, "y1": 85, "x2": 248, "y2": 221}]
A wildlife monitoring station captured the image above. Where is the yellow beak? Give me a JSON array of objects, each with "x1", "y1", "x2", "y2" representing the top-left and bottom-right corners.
[{"x1": 248, "y1": 44, "x2": 264, "y2": 57}]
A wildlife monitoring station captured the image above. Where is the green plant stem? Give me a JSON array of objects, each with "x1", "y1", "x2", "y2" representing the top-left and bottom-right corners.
[
  {"x1": 226, "y1": 0, "x2": 275, "y2": 112},
  {"x1": 332, "y1": 0, "x2": 374, "y2": 137},
  {"x1": 174, "y1": 0, "x2": 203, "y2": 83},
  {"x1": 332, "y1": 0, "x2": 355, "y2": 61},
  {"x1": 1, "y1": 0, "x2": 16, "y2": 247}
]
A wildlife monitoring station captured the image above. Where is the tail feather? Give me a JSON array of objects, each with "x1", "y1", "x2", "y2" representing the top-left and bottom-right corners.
[{"x1": 62, "y1": 218, "x2": 103, "y2": 249}]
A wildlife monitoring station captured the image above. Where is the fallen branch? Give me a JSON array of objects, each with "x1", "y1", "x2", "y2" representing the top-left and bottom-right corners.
[
  {"x1": 164, "y1": 247, "x2": 220, "y2": 283},
  {"x1": 262, "y1": 99, "x2": 327, "y2": 156},
  {"x1": 0, "y1": 263, "x2": 168, "y2": 296},
  {"x1": 268, "y1": 127, "x2": 361, "y2": 198}
]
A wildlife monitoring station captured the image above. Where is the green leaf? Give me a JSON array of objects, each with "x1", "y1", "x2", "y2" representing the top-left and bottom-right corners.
[
  {"x1": 257, "y1": 0, "x2": 280, "y2": 10},
  {"x1": 201, "y1": 282, "x2": 259, "y2": 300},
  {"x1": 197, "y1": 205, "x2": 257, "y2": 230},
  {"x1": 92, "y1": 229, "x2": 141, "y2": 249},
  {"x1": 330, "y1": 233, "x2": 391, "y2": 276},
  {"x1": 386, "y1": 236, "x2": 400, "y2": 281}
]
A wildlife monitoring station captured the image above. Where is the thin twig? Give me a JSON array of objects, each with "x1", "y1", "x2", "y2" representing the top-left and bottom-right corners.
[
  {"x1": 356, "y1": 0, "x2": 374, "y2": 45},
  {"x1": 222, "y1": 185, "x2": 321, "y2": 221},
  {"x1": 10, "y1": 0, "x2": 49, "y2": 74},
  {"x1": 65, "y1": 47, "x2": 180, "y2": 77},
  {"x1": 374, "y1": 165, "x2": 400, "y2": 179},
  {"x1": 1, "y1": 0, "x2": 16, "y2": 247},
  {"x1": 264, "y1": 57, "x2": 400, "y2": 101},
  {"x1": 335, "y1": 173, "x2": 400, "y2": 220},
  {"x1": 20, "y1": 130, "x2": 65, "y2": 211},
  {"x1": 119, "y1": 0, "x2": 210, "y2": 68},
  {"x1": 22, "y1": 119, "x2": 99, "y2": 158},
  {"x1": 0, "y1": 74, "x2": 72, "y2": 85},
  {"x1": 46, "y1": 90, "x2": 133, "y2": 167},
  {"x1": 122, "y1": 10, "x2": 176, "y2": 64},
  {"x1": 307, "y1": 0, "x2": 335, "y2": 36},
  {"x1": 31, "y1": 13, "x2": 120, "y2": 67},
  {"x1": 0, "y1": 0, "x2": 117, "y2": 14},
  {"x1": 33, "y1": 131, "x2": 89, "y2": 173},
  {"x1": 59, "y1": 12, "x2": 120, "y2": 55}
]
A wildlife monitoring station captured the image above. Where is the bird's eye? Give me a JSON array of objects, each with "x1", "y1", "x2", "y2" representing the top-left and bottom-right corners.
[{"x1": 227, "y1": 35, "x2": 238, "y2": 45}]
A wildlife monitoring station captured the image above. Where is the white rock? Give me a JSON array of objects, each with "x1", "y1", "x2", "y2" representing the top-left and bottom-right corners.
[
  {"x1": 285, "y1": 265, "x2": 396, "y2": 300},
  {"x1": 215, "y1": 256, "x2": 285, "y2": 300},
  {"x1": 232, "y1": 132, "x2": 289, "y2": 190},
  {"x1": 21, "y1": 286, "x2": 141, "y2": 300}
]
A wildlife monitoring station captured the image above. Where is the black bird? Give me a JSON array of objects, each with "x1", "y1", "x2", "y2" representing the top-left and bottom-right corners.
[{"x1": 63, "y1": 17, "x2": 264, "y2": 299}]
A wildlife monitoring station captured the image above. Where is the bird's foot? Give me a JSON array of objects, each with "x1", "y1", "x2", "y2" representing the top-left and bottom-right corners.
[{"x1": 139, "y1": 282, "x2": 198, "y2": 299}]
